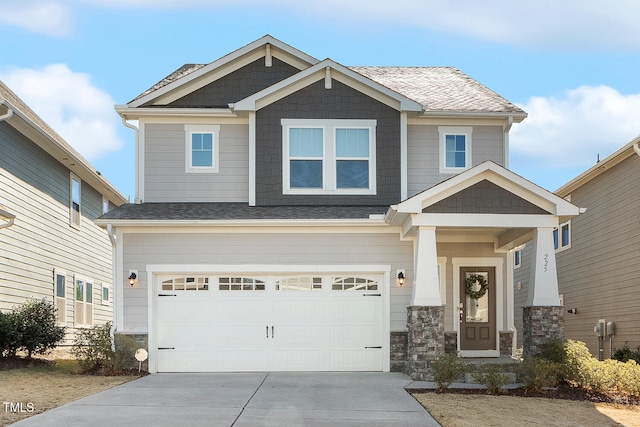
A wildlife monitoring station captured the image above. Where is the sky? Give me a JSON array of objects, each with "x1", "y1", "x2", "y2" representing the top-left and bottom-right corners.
[{"x1": 1, "y1": 0, "x2": 640, "y2": 201}]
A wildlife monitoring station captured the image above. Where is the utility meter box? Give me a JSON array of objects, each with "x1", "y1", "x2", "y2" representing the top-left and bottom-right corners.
[
  {"x1": 594, "y1": 319, "x2": 606, "y2": 337},
  {"x1": 606, "y1": 321, "x2": 616, "y2": 337}
]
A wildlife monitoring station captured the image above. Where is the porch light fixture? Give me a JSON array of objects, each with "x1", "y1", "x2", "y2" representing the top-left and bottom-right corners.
[
  {"x1": 128, "y1": 272, "x2": 137, "y2": 287},
  {"x1": 396, "y1": 271, "x2": 405, "y2": 287}
]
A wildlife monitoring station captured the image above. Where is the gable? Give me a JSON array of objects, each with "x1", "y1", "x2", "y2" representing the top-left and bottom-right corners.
[
  {"x1": 160, "y1": 57, "x2": 299, "y2": 109},
  {"x1": 423, "y1": 179, "x2": 550, "y2": 214}
]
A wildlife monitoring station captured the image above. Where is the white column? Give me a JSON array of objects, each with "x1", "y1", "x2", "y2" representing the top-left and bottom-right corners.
[
  {"x1": 412, "y1": 226, "x2": 442, "y2": 306},
  {"x1": 526, "y1": 227, "x2": 561, "y2": 306}
]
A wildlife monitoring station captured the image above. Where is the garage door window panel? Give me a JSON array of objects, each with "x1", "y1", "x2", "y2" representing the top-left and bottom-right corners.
[
  {"x1": 219, "y1": 277, "x2": 265, "y2": 291},
  {"x1": 276, "y1": 276, "x2": 322, "y2": 291},
  {"x1": 332, "y1": 277, "x2": 378, "y2": 291},
  {"x1": 162, "y1": 277, "x2": 209, "y2": 291}
]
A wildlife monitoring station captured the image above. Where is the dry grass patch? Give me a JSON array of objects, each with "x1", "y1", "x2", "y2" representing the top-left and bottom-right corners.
[
  {"x1": 414, "y1": 393, "x2": 640, "y2": 427},
  {"x1": 0, "y1": 359, "x2": 137, "y2": 426}
]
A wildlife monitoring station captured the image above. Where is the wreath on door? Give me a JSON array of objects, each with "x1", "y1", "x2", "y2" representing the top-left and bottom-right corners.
[{"x1": 465, "y1": 274, "x2": 489, "y2": 299}]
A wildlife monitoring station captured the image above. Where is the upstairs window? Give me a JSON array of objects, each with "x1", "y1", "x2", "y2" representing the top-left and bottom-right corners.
[
  {"x1": 185, "y1": 125, "x2": 220, "y2": 173},
  {"x1": 439, "y1": 126, "x2": 472, "y2": 173},
  {"x1": 282, "y1": 119, "x2": 376, "y2": 195},
  {"x1": 70, "y1": 174, "x2": 81, "y2": 228},
  {"x1": 554, "y1": 221, "x2": 571, "y2": 252}
]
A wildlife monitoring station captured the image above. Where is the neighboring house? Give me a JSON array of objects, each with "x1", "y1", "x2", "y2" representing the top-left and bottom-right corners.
[
  {"x1": 0, "y1": 82, "x2": 128, "y2": 345},
  {"x1": 99, "y1": 35, "x2": 582, "y2": 377},
  {"x1": 515, "y1": 135, "x2": 640, "y2": 359}
]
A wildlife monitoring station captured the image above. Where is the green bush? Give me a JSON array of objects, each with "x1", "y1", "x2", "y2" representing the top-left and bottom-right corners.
[
  {"x1": 72, "y1": 322, "x2": 113, "y2": 372},
  {"x1": 471, "y1": 364, "x2": 511, "y2": 393},
  {"x1": 430, "y1": 353, "x2": 467, "y2": 391},
  {"x1": 72, "y1": 322, "x2": 144, "y2": 373},
  {"x1": 0, "y1": 299, "x2": 65, "y2": 358},
  {"x1": 612, "y1": 342, "x2": 640, "y2": 364},
  {"x1": 520, "y1": 358, "x2": 561, "y2": 391},
  {"x1": 537, "y1": 338, "x2": 566, "y2": 364}
]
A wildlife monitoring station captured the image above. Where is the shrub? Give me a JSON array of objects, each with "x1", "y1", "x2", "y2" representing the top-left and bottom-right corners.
[
  {"x1": 563, "y1": 339, "x2": 593, "y2": 385},
  {"x1": 612, "y1": 342, "x2": 640, "y2": 364},
  {"x1": 72, "y1": 322, "x2": 113, "y2": 372},
  {"x1": 112, "y1": 333, "x2": 140, "y2": 371},
  {"x1": 520, "y1": 358, "x2": 561, "y2": 391},
  {"x1": 537, "y1": 338, "x2": 566, "y2": 364},
  {"x1": 2, "y1": 299, "x2": 65, "y2": 358},
  {"x1": 471, "y1": 364, "x2": 511, "y2": 393},
  {"x1": 430, "y1": 353, "x2": 467, "y2": 392}
]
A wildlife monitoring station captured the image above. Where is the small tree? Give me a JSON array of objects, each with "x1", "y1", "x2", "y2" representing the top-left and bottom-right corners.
[
  {"x1": 72, "y1": 322, "x2": 113, "y2": 372},
  {"x1": 9, "y1": 299, "x2": 65, "y2": 358}
]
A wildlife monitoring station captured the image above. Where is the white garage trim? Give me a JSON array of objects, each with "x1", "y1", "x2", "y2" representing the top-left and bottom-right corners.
[{"x1": 146, "y1": 264, "x2": 391, "y2": 373}]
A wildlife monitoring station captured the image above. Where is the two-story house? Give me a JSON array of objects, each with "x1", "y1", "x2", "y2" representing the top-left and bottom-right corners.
[
  {"x1": 515, "y1": 135, "x2": 640, "y2": 359},
  {"x1": 98, "y1": 36, "x2": 582, "y2": 378},
  {"x1": 0, "y1": 81, "x2": 128, "y2": 345}
]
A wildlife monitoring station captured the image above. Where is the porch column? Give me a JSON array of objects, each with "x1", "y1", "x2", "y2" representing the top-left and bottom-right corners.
[
  {"x1": 406, "y1": 226, "x2": 444, "y2": 380},
  {"x1": 523, "y1": 227, "x2": 564, "y2": 358},
  {"x1": 412, "y1": 226, "x2": 441, "y2": 306}
]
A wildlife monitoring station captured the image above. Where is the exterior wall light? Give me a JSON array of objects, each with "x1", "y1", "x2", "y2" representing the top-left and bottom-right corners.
[
  {"x1": 128, "y1": 271, "x2": 138, "y2": 287},
  {"x1": 396, "y1": 271, "x2": 405, "y2": 287}
]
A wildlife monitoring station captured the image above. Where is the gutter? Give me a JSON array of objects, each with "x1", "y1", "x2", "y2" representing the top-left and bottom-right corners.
[
  {"x1": 120, "y1": 117, "x2": 142, "y2": 204},
  {"x1": 0, "y1": 103, "x2": 14, "y2": 121},
  {"x1": 0, "y1": 207, "x2": 15, "y2": 229},
  {"x1": 634, "y1": 141, "x2": 640, "y2": 157},
  {"x1": 503, "y1": 115, "x2": 513, "y2": 169}
]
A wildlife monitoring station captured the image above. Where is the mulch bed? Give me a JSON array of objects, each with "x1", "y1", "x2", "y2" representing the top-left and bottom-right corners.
[
  {"x1": 407, "y1": 383, "x2": 640, "y2": 406},
  {"x1": 0, "y1": 356, "x2": 148, "y2": 377}
]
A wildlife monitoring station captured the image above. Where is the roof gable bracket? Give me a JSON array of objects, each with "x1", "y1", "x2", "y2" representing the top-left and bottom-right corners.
[
  {"x1": 325, "y1": 67, "x2": 332, "y2": 89},
  {"x1": 265, "y1": 43, "x2": 272, "y2": 67}
]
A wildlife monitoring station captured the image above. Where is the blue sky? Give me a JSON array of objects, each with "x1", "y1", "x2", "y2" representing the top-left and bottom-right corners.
[{"x1": 1, "y1": 1, "x2": 640, "y2": 201}]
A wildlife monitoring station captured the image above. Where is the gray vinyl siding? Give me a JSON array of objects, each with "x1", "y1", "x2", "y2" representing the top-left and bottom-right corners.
[
  {"x1": 557, "y1": 154, "x2": 640, "y2": 357},
  {"x1": 144, "y1": 123, "x2": 249, "y2": 202},
  {"x1": 121, "y1": 231, "x2": 413, "y2": 333},
  {"x1": 0, "y1": 122, "x2": 114, "y2": 344},
  {"x1": 407, "y1": 125, "x2": 504, "y2": 196}
]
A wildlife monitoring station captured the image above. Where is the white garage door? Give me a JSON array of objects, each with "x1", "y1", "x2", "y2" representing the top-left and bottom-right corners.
[{"x1": 155, "y1": 273, "x2": 385, "y2": 372}]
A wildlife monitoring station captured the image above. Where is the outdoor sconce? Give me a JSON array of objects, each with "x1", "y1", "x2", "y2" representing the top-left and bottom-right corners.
[
  {"x1": 396, "y1": 270, "x2": 405, "y2": 287},
  {"x1": 128, "y1": 271, "x2": 138, "y2": 287},
  {"x1": 567, "y1": 308, "x2": 577, "y2": 314}
]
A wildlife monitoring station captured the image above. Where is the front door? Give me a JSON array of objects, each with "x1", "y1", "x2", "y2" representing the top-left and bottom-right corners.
[{"x1": 460, "y1": 267, "x2": 496, "y2": 351}]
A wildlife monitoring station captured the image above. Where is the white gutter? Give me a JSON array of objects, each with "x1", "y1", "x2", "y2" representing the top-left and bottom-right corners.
[
  {"x1": 0, "y1": 105, "x2": 14, "y2": 121},
  {"x1": 121, "y1": 117, "x2": 141, "y2": 204},
  {"x1": 634, "y1": 141, "x2": 640, "y2": 157},
  {"x1": 503, "y1": 115, "x2": 513, "y2": 169},
  {"x1": 106, "y1": 224, "x2": 117, "y2": 344},
  {"x1": 0, "y1": 208, "x2": 15, "y2": 229}
]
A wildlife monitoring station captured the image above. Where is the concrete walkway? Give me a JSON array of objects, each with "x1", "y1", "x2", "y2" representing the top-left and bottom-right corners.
[{"x1": 13, "y1": 372, "x2": 440, "y2": 426}]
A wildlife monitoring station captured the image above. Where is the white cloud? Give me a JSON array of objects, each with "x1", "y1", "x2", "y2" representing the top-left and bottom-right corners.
[
  {"x1": 0, "y1": 1, "x2": 73, "y2": 36},
  {"x1": 0, "y1": 64, "x2": 124, "y2": 161},
  {"x1": 510, "y1": 85, "x2": 640, "y2": 170}
]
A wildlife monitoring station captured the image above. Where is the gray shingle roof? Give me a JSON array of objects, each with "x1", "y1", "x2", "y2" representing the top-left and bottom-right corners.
[
  {"x1": 99, "y1": 203, "x2": 388, "y2": 221},
  {"x1": 131, "y1": 62, "x2": 523, "y2": 114}
]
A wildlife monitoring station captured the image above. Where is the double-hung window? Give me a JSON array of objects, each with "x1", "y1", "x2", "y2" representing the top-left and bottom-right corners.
[
  {"x1": 75, "y1": 277, "x2": 93, "y2": 326},
  {"x1": 185, "y1": 125, "x2": 220, "y2": 173},
  {"x1": 438, "y1": 126, "x2": 472, "y2": 173},
  {"x1": 54, "y1": 270, "x2": 66, "y2": 325},
  {"x1": 282, "y1": 119, "x2": 376, "y2": 195},
  {"x1": 554, "y1": 221, "x2": 571, "y2": 252}
]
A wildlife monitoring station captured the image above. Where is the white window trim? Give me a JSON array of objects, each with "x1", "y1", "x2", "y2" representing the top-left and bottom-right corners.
[
  {"x1": 185, "y1": 124, "x2": 220, "y2": 173},
  {"x1": 554, "y1": 220, "x2": 571, "y2": 253},
  {"x1": 54, "y1": 269, "x2": 67, "y2": 326},
  {"x1": 282, "y1": 119, "x2": 377, "y2": 195},
  {"x1": 101, "y1": 282, "x2": 110, "y2": 306},
  {"x1": 69, "y1": 173, "x2": 81, "y2": 229},
  {"x1": 102, "y1": 196, "x2": 109, "y2": 215},
  {"x1": 74, "y1": 276, "x2": 94, "y2": 327},
  {"x1": 438, "y1": 126, "x2": 473, "y2": 174},
  {"x1": 513, "y1": 244, "x2": 526, "y2": 270}
]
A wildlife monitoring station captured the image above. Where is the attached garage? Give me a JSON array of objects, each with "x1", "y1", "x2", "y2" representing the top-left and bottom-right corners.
[{"x1": 151, "y1": 267, "x2": 390, "y2": 373}]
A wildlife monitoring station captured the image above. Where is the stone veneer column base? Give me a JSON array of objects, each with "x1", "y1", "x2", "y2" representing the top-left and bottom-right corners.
[
  {"x1": 405, "y1": 306, "x2": 445, "y2": 380},
  {"x1": 499, "y1": 331, "x2": 514, "y2": 356},
  {"x1": 523, "y1": 306, "x2": 564, "y2": 360}
]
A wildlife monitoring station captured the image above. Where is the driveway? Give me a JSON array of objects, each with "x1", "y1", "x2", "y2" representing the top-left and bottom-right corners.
[{"x1": 13, "y1": 372, "x2": 439, "y2": 426}]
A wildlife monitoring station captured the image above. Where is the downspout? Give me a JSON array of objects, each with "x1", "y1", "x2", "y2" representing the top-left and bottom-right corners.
[
  {"x1": 0, "y1": 108, "x2": 15, "y2": 229},
  {"x1": 634, "y1": 141, "x2": 640, "y2": 157},
  {"x1": 503, "y1": 116, "x2": 513, "y2": 169},
  {"x1": 107, "y1": 224, "x2": 118, "y2": 345},
  {"x1": 121, "y1": 117, "x2": 141, "y2": 204},
  {"x1": 0, "y1": 105, "x2": 14, "y2": 121}
]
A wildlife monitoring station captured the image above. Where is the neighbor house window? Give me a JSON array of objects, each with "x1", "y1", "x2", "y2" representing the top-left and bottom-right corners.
[
  {"x1": 101, "y1": 283, "x2": 110, "y2": 306},
  {"x1": 102, "y1": 196, "x2": 110, "y2": 215},
  {"x1": 75, "y1": 278, "x2": 93, "y2": 326},
  {"x1": 282, "y1": 119, "x2": 376, "y2": 195},
  {"x1": 554, "y1": 221, "x2": 571, "y2": 252},
  {"x1": 70, "y1": 174, "x2": 81, "y2": 227},
  {"x1": 185, "y1": 125, "x2": 220, "y2": 173},
  {"x1": 438, "y1": 126, "x2": 472, "y2": 173},
  {"x1": 54, "y1": 270, "x2": 66, "y2": 325},
  {"x1": 513, "y1": 244, "x2": 525, "y2": 269}
]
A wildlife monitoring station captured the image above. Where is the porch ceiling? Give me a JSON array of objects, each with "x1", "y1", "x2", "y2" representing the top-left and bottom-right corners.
[{"x1": 434, "y1": 227, "x2": 533, "y2": 251}]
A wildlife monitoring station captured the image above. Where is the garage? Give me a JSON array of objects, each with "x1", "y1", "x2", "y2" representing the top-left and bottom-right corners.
[{"x1": 153, "y1": 271, "x2": 387, "y2": 372}]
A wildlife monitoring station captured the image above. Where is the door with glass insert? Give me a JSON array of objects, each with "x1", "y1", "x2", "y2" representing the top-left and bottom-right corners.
[{"x1": 459, "y1": 267, "x2": 496, "y2": 350}]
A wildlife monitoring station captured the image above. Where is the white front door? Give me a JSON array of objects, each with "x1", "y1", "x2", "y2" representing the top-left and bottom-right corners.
[{"x1": 155, "y1": 273, "x2": 384, "y2": 372}]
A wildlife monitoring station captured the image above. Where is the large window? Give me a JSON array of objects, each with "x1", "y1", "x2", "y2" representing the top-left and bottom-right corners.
[
  {"x1": 282, "y1": 119, "x2": 376, "y2": 195},
  {"x1": 54, "y1": 270, "x2": 66, "y2": 325},
  {"x1": 75, "y1": 278, "x2": 93, "y2": 326},
  {"x1": 185, "y1": 125, "x2": 220, "y2": 173},
  {"x1": 439, "y1": 126, "x2": 472, "y2": 173},
  {"x1": 70, "y1": 174, "x2": 81, "y2": 228}
]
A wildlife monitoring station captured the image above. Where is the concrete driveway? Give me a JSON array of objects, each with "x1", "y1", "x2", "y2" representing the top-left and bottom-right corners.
[{"x1": 13, "y1": 372, "x2": 439, "y2": 426}]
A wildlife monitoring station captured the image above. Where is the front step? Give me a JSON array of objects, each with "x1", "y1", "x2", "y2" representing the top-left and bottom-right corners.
[{"x1": 460, "y1": 357, "x2": 521, "y2": 384}]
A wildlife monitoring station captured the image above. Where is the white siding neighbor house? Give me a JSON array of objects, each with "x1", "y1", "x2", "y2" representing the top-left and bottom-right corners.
[
  {"x1": 98, "y1": 36, "x2": 583, "y2": 377},
  {"x1": 0, "y1": 81, "x2": 128, "y2": 345}
]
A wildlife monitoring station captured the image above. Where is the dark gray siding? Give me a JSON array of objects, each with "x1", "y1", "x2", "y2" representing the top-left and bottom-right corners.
[
  {"x1": 424, "y1": 180, "x2": 550, "y2": 214},
  {"x1": 255, "y1": 79, "x2": 401, "y2": 206},
  {"x1": 166, "y1": 58, "x2": 299, "y2": 108}
]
